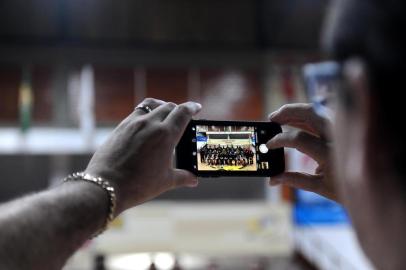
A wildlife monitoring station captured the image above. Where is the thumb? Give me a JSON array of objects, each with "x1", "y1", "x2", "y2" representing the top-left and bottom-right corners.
[
  {"x1": 269, "y1": 172, "x2": 322, "y2": 193},
  {"x1": 171, "y1": 169, "x2": 199, "y2": 188}
]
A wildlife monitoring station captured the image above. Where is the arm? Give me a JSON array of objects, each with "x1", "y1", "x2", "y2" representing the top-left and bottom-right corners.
[
  {"x1": 0, "y1": 98, "x2": 202, "y2": 270},
  {"x1": 0, "y1": 181, "x2": 107, "y2": 270}
]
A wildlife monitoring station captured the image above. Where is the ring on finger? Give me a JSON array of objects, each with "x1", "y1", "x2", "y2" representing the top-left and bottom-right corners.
[{"x1": 135, "y1": 104, "x2": 153, "y2": 114}]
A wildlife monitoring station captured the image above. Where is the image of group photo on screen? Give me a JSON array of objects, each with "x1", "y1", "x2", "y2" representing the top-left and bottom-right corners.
[{"x1": 196, "y1": 125, "x2": 256, "y2": 171}]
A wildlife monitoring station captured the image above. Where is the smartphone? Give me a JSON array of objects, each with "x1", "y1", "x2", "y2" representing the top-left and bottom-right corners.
[{"x1": 176, "y1": 120, "x2": 285, "y2": 177}]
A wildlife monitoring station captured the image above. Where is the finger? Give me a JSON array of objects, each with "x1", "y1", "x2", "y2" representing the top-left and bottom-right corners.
[
  {"x1": 269, "y1": 172, "x2": 323, "y2": 194},
  {"x1": 171, "y1": 169, "x2": 199, "y2": 188},
  {"x1": 133, "y1": 98, "x2": 166, "y2": 117},
  {"x1": 148, "y1": 102, "x2": 177, "y2": 121},
  {"x1": 268, "y1": 103, "x2": 329, "y2": 138},
  {"x1": 165, "y1": 101, "x2": 202, "y2": 141},
  {"x1": 266, "y1": 131, "x2": 327, "y2": 163},
  {"x1": 116, "y1": 98, "x2": 166, "y2": 130}
]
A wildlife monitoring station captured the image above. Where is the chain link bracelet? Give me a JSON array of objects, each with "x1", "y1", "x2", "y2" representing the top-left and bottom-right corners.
[{"x1": 63, "y1": 172, "x2": 117, "y2": 238}]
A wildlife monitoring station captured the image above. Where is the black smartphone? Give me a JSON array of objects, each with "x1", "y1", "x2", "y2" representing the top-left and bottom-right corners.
[{"x1": 176, "y1": 120, "x2": 285, "y2": 177}]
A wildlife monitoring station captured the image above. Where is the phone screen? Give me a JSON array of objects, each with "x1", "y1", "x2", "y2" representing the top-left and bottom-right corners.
[
  {"x1": 196, "y1": 125, "x2": 268, "y2": 172},
  {"x1": 176, "y1": 120, "x2": 285, "y2": 177}
]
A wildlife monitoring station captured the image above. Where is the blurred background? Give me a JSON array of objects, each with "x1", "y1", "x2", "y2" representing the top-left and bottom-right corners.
[{"x1": 0, "y1": 0, "x2": 374, "y2": 269}]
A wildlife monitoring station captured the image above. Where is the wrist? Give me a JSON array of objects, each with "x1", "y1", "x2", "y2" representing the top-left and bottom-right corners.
[
  {"x1": 63, "y1": 172, "x2": 117, "y2": 237},
  {"x1": 83, "y1": 167, "x2": 126, "y2": 215},
  {"x1": 61, "y1": 180, "x2": 108, "y2": 231}
]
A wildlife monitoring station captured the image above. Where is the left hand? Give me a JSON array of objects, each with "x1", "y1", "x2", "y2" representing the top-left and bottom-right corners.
[
  {"x1": 266, "y1": 103, "x2": 338, "y2": 202},
  {"x1": 85, "y1": 98, "x2": 202, "y2": 214}
]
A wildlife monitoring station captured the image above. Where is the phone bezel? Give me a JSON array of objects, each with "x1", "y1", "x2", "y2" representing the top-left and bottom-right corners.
[{"x1": 176, "y1": 119, "x2": 285, "y2": 177}]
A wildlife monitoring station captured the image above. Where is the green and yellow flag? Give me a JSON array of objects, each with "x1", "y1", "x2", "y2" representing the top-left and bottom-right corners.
[{"x1": 19, "y1": 67, "x2": 33, "y2": 133}]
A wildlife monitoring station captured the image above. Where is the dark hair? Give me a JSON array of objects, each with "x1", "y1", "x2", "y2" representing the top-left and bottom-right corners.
[{"x1": 323, "y1": 0, "x2": 406, "y2": 186}]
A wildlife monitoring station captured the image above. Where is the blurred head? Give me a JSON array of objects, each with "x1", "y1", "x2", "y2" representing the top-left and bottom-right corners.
[{"x1": 322, "y1": 0, "x2": 406, "y2": 268}]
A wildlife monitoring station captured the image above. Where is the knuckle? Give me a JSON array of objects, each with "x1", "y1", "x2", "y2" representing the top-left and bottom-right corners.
[
  {"x1": 167, "y1": 102, "x2": 177, "y2": 108},
  {"x1": 303, "y1": 103, "x2": 313, "y2": 111},
  {"x1": 302, "y1": 103, "x2": 315, "y2": 114},
  {"x1": 282, "y1": 103, "x2": 296, "y2": 111},
  {"x1": 131, "y1": 117, "x2": 148, "y2": 129},
  {"x1": 156, "y1": 123, "x2": 171, "y2": 135},
  {"x1": 163, "y1": 102, "x2": 177, "y2": 112},
  {"x1": 176, "y1": 104, "x2": 191, "y2": 115},
  {"x1": 125, "y1": 119, "x2": 146, "y2": 134},
  {"x1": 277, "y1": 104, "x2": 294, "y2": 116},
  {"x1": 142, "y1": 97, "x2": 156, "y2": 105},
  {"x1": 279, "y1": 104, "x2": 290, "y2": 113},
  {"x1": 293, "y1": 130, "x2": 308, "y2": 142},
  {"x1": 136, "y1": 116, "x2": 149, "y2": 125}
]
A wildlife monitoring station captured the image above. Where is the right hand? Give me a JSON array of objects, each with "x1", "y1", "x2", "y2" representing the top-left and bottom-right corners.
[
  {"x1": 85, "y1": 98, "x2": 202, "y2": 214},
  {"x1": 266, "y1": 103, "x2": 338, "y2": 202}
]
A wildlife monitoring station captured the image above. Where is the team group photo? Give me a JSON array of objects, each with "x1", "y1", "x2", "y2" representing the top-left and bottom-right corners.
[{"x1": 196, "y1": 125, "x2": 257, "y2": 171}]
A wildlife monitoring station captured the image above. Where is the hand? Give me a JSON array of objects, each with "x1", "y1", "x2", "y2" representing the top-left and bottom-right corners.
[
  {"x1": 85, "y1": 98, "x2": 202, "y2": 214},
  {"x1": 266, "y1": 103, "x2": 338, "y2": 202}
]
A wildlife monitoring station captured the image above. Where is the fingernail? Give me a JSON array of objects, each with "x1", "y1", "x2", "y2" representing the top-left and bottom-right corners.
[
  {"x1": 186, "y1": 102, "x2": 202, "y2": 114},
  {"x1": 194, "y1": 102, "x2": 202, "y2": 111}
]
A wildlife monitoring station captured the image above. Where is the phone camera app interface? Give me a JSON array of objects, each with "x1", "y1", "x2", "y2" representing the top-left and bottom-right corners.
[{"x1": 196, "y1": 125, "x2": 263, "y2": 171}]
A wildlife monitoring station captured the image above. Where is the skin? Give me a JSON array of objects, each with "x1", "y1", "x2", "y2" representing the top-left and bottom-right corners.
[
  {"x1": 266, "y1": 55, "x2": 406, "y2": 270},
  {"x1": 85, "y1": 98, "x2": 202, "y2": 214},
  {"x1": 1, "y1": 1, "x2": 405, "y2": 269},
  {"x1": 0, "y1": 98, "x2": 202, "y2": 270},
  {"x1": 266, "y1": 103, "x2": 337, "y2": 202},
  {"x1": 333, "y1": 60, "x2": 406, "y2": 270},
  {"x1": 267, "y1": 0, "x2": 406, "y2": 268}
]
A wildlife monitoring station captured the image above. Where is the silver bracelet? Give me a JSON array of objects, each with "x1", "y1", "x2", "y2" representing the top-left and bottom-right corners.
[{"x1": 63, "y1": 172, "x2": 117, "y2": 238}]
